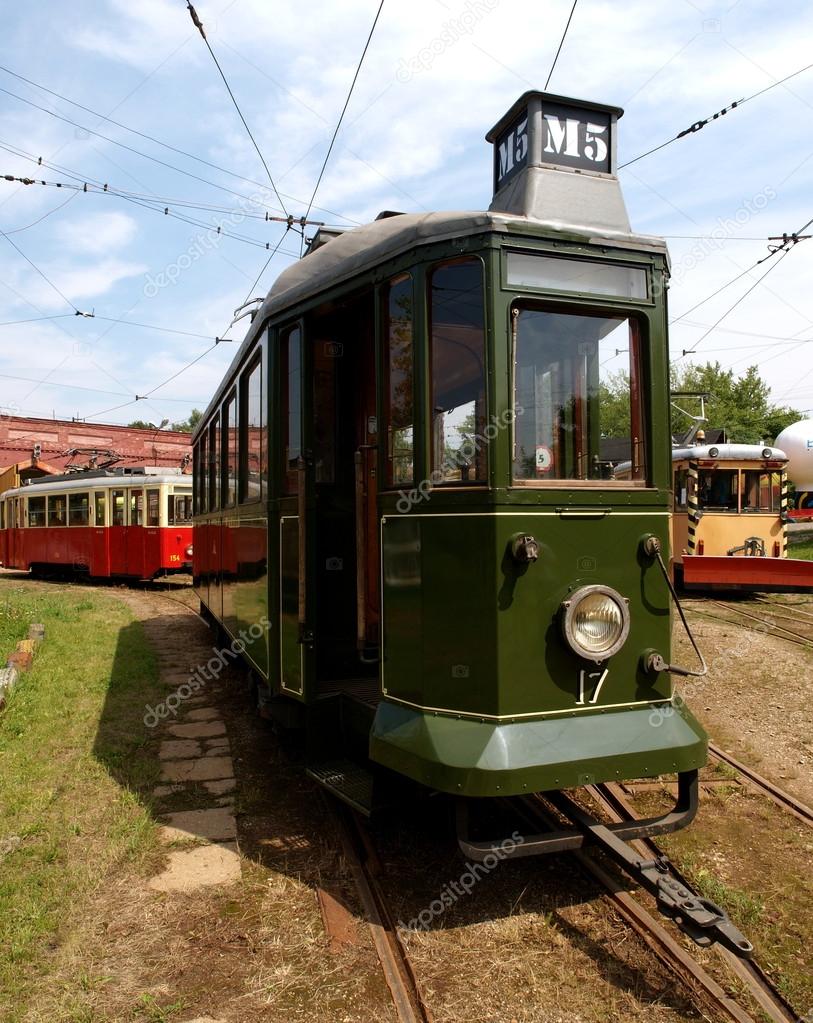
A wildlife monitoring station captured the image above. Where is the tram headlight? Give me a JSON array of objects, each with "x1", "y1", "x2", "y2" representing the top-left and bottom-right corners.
[
  {"x1": 561, "y1": 585, "x2": 630, "y2": 663},
  {"x1": 185, "y1": 545, "x2": 194, "y2": 558}
]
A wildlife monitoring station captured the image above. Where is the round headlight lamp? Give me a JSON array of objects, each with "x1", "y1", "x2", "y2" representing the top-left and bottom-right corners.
[{"x1": 561, "y1": 585, "x2": 630, "y2": 663}]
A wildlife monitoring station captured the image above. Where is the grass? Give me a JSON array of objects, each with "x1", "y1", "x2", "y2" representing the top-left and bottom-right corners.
[
  {"x1": 0, "y1": 581, "x2": 165, "y2": 1022},
  {"x1": 788, "y1": 536, "x2": 813, "y2": 560}
]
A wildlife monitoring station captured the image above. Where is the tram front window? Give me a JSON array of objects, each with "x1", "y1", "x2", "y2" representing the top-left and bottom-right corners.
[
  {"x1": 742, "y1": 470, "x2": 781, "y2": 513},
  {"x1": 512, "y1": 307, "x2": 646, "y2": 483},
  {"x1": 698, "y1": 470, "x2": 739, "y2": 511}
]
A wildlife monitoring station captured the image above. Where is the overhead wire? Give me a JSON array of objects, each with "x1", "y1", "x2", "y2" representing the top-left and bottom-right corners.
[
  {"x1": 620, "y1": 59, "x2": 813, "y2": 169},
  {"x1": 183, "y1": 2, "x2": 288, "y2": 218},
  {"x1": 0, "y1": 85, "x2": 355, "y2": 224},
  {"x1": 0, "y1": 168, "x2": 306, "y2": 254},
  {"x1": 0, "y1": 228, "x2": 81, "y2": 312},
  {"x1": 544, "y1": 0, "x2": 578, "y2": 90},
  {"x1": 303, "y1": 0, "x2": 386, "y2": 224},
  {"x1": 0, "y1": 370, "x2": 204, "y2": 402},
  {"x1": 675, "y1": 249, "x2": 790, "y2": 359},
  {"x1": 0, "y1": 63, "x2": 361, "y2": 223},
  {"x1": 1, "y1": 188, "x2": 79, "y2": 234}
]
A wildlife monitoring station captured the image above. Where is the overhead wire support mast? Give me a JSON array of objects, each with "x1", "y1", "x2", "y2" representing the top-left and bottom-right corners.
[
  {"x1": 620, "y1": 59, "x2": 813, "y2": 169},
  {"x1": 185, "y1": 2, "x2": 288, "y2": 219}
]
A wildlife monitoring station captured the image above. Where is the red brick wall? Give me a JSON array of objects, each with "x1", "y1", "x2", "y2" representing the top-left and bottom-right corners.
[{"x1": 0, "y1": 415, "x2": 192, "y2": 474}]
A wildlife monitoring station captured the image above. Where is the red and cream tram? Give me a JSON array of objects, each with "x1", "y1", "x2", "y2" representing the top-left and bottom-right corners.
[{"x1": 0, "y1": 468, "x2": 193, "y2": 580}]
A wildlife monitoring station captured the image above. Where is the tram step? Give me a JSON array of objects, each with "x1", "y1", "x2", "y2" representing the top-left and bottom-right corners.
[{"x1": 307, "y1": 759, "x2": 376, "y2": 816}]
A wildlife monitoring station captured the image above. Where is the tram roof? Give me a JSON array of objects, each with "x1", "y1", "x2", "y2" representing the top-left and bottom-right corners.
[
  {"x1": 672, "y1": 443, "x2": 788, "y2": 464},
  {"x1": 196, "y1": 209, "x2": 670, "y2": 438},
  {"x1": 2, "y1": 471, "x2": 191, "y2": 499}
]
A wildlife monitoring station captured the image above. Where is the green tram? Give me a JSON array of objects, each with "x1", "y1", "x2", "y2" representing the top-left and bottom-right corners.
[{"x1": 193, "y1": 93, "x2": 713, "y2": 873}]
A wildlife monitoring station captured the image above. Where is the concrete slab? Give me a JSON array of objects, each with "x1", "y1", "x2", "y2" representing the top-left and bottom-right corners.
[
  {"x1": 167, "y1": 721, "x2": 226, "y2": 739},
  {"x1": 160, "y1": 757, "x2": 234, "y2": 783},
  {"x1": 160, "y1": 807, "x2": 237, "y2": 843},
  {"x1": 203, "y1": 778, "x2": 236, "y2": 795},
  {"x1": 184, "y1": 707, "x2": 220, "y2": 721},
  {"x1": 159, "y1": 739, "x2": 203, "y2": 761},
  {"x1": 153, "y1": 783, "x2": 187, "y2": 797},
  {"x1": 148, "y1": 842, "x2": 241, "y2": 892}
]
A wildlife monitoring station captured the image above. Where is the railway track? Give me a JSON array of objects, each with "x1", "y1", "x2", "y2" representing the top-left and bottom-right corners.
[
  {"x1": 708, "y1": 743, "x2": 813, "y2": 828},
  {"x1": 327, "y1": 800, "x2": 432, "y2": 1023},
  {"x1": 684, "y1": 598, "x2": 813, "y2": 649},
  {"x1": 584, "y1": 782, "x2": 802, "y2": 1023}
]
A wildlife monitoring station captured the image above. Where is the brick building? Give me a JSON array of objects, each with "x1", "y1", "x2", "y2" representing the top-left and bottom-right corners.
[{"x1": 0, "y1": 414, "x2": 192, "y2": 494}]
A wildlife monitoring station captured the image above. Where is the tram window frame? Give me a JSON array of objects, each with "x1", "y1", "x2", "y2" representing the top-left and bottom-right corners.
[
  {"x1": 47, "y1": 493, "x2": 67, "y2": 526},
  {"x1": 208, "y1": 419, "x2": 219, "y2": 511},
  {"x1": 281, "y1": 324, "x2": 302, "y2": 495},
  {"x1": 383, "y1": 272, "x2": 415, "y2": 487},
  {"x1": 510, "y1": 302, "x2": 648, "y2": 487},
  {"x1": 94, "y1": 491, "x2": 106, "y2": 527},
  {"x1": 742, "y1": 470, "x2": 782, "y2": 513},
  {"x1": 428, "y1": 256, "x2": 488, "y2": 486},
  {"x1": 111, "y1": 489, "x2": 126, "y2": 526},
  {"x1": 197, "y1": 431, "x2": 208, "y2": 514},
  {"x1": 222, "y1": 390, "x2": 237, "y2": 508},
  {"x1": 239, "y1": 351, "x2": 265, "y2": 504},
  {"x1": 69, "y1": 492, "x2": 90, "y2": 527},
  {"x1": 169, "y1": 491, "x2": 193, "y2": 524},
  {"x1": 674, "y1": 469, "x2": 689, "y2": 509},
  {"x1": 130, "y1": 489, "x2": 145, "y2": 527},
  {"x1": 146, "y1": 488, "x2": 160, "y2": 527},
  {"x1": 28, "y1": 495, "x2": 46, "y2": 527}
]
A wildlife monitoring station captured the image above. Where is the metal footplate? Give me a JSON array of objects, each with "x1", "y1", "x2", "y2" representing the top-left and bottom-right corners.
[{"x1": 548, "y1": 791, "x2": 754, "y2": 958}]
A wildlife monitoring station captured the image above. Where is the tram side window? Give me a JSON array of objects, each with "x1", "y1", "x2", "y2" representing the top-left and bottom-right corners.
[
  {"x1": 240, "y1": 355, "x2": 264, "y2": 503},
  {"x1": 197, "y1": 432, "x2": 208, "y2": 514},
  {"x1": 112, "y1": 490, "x2": 126, "y2": 526},
  {"x1": 429, "y1": 259, "x2": 487, "y2": 484},
  {"x1": 209, "y1": 420, "x2": 219, "y2": 511},
  {"x1": 28, "y1": 495, "x2": 46, "y2": 527},
  {"x1": 384, "y1": 273, "x2": 414, "y2": 486},
  {"x1": 48, "y1": 494, "x2": 67, "y2": 526},
  {"x1": 742, "y1": 470, "x2": 781, "y2": 513},
  {"x1": 674, "y1": 469, "x2": 689, "y2": 509},
  {"x1": 222, "y1": 393, "x2": 237, "y2": 507},
  {"x1": 95, "y1": 492, "x2": 106, "y2": 526},
  {"x1": 512, "y1": 307, "x2": 646, "y2": 483},
  {"x1": 281, "y1": 325, "x2": 302, "y2": 494},
  {"x1": 147, "y1": 489, "x2": 160, "y2": 527},
  {"x1": 69, "y1": 493, "x2": 90, "y2": 526},
  {"x1": 169, "y1": 493, "x2": 193, "y2": 524},
  {"x1": 130, "y1": 490, "x2": 144, "y2": 526}
]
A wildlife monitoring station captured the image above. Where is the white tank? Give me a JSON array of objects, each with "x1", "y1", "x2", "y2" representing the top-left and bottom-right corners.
[{"x1": 775, "y1": 419, "x2": 813, "y2": 490}]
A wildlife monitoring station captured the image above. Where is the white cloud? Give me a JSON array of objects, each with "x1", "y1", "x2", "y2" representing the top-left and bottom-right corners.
[{"x1": 54, "y1": 211, "x2": 139, "y2": 255}]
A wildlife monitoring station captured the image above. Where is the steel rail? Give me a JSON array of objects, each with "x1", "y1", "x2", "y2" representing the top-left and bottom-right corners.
[
  {"x1": 708, "y1": 745, "x2": 813, "y2": 828},
  {"x1": 521, "y1": 795, "x2": 759, "y2": 1023},
  {"x1": 587, "y1": 783, "x2": 801, "y2": 1023},
  {"x1": 330, "y1": 802, "x2": 432, "y2": 1023},
  {"x1": 709, "y1": 600, "x2": 813, "y2": 648},
  {"x1": 684, "y1": 602, "x2": 813, "y2": 650}
]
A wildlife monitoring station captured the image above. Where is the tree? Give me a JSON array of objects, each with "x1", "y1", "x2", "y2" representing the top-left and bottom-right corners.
[
  {"x1": 170, "y1": 409, "x2": 203, "y2": 434},
  {"x1": 670, "y1": 362, "x2": 800, "y2": 443},
  {"x1": 126, "y1": 419, "x2": 154, "y2": 431}
]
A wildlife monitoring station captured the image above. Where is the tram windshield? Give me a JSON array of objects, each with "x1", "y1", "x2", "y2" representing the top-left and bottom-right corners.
[
  {"x1": 693, "y1": 468, "x2": 782, "y2": 513},
  {"x1": 512, "y1": 306, "x2": 646, "y2": 483}
]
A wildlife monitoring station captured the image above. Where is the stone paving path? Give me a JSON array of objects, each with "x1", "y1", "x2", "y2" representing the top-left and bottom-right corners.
[{"x1": 113, "y1": 591, "x2": 243, "y2": 894}]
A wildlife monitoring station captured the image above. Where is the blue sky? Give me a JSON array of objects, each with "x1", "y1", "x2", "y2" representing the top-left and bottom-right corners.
[{"x1": 1, "y1": 0, "x2": 812, "y2": 430}]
